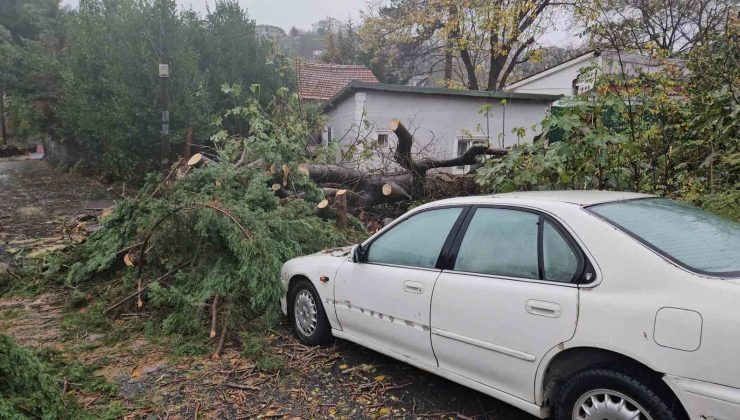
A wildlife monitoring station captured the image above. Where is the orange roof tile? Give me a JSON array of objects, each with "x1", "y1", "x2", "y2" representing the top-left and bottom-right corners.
[{"x1": 297, "y1": 62, "x2": 379, "y2": 101}]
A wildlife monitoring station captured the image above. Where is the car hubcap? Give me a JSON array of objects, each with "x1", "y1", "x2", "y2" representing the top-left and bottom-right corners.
[
  {"x1": 294, "y1": 289, "x2": 317, "y2": 337},
  {"x1": 573, "y1": 389, "x2": 653, "y2": 420}
]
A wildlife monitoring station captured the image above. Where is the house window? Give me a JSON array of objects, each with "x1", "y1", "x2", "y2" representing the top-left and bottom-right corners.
[
  {"x1": 377, "y1": 133, "x2": 388, "y2": 146},
  {"x1": 456, "y1": 136, "x2": 489, "y2": 173},
  {"x1": 326, "y1": 126, "x2": 333, "y2": 143}
]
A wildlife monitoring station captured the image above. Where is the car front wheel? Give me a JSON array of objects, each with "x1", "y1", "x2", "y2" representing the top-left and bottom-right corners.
[
  {"x1": 556, "y1": 369, "x2": 679, "y2": 420},
  {"x1": 289, "y1": 279, "x2": 331, "y2": 345}
]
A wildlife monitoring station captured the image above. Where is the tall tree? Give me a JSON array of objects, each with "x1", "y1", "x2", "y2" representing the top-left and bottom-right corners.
[
  {"x1": 577, "y1": 0, "x2": 734, "y2": 55},
  {"x1": 319, "y1": 20, "x2": 360, "y2": 65},
  {"x1": 360, "y1": 0, "x2": 556, "y2": 90}
]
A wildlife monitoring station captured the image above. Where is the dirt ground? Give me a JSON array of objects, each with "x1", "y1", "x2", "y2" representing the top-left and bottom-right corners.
[{"x1": 0, "y1": 156, "x2": 537, "y2": 419}]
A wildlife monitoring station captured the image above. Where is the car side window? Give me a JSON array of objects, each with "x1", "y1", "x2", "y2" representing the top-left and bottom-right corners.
[
  {"x1": 542, "y1": 220, "x2": 579, "y2": 282},
  {"x1": 366, "y1": 207, "x2": 462, "y2": 269},
  {"x1": 454, "y1": 208, "x2": 539, "y2": 279}
]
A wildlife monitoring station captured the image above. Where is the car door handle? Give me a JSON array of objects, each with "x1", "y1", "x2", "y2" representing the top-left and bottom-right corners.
[
  {"x1": 403, "y1": 281, "x2": 424, "y2": 294},
  {"x1": 525, "y1": 300, "x2": 562, "y2": 318}
]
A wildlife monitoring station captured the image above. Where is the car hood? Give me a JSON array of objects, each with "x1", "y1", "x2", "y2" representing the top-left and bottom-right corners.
[
  {"x1": 306, "y1": 245, "x2": 353, "y2": 258},
  {"x1": 281, "y1": 245, "x2": 352, "y2": 286}
]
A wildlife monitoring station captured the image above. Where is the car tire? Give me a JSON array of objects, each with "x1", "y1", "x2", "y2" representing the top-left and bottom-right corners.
[
  {"x1": 555, "y1": 368, "x2": 679, "y2": 420},
  {"x1": 289, "y1": 278, "x2": 332, "y2": 346}
]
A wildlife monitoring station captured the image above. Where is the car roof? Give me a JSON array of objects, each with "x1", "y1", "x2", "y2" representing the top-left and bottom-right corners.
[
  {"x1": 420, "y1": 190, "x2": 655, "y2": 209},
  {"x1": 490, "y1": 190, "x2": 655, "y2": 206}
]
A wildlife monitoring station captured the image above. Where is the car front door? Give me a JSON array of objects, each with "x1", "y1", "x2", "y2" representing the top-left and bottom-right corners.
[
  {"x1": 334, "y1": 206, "x2": 467, "y2": 367},
  {"x1": 431, "y1": 206, "x2": 583, "y2": 402}
]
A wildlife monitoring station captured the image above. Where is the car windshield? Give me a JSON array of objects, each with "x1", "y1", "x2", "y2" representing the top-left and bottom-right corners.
[{"x1": 588, "y1": 198, "x2": 740, "y2": 277}]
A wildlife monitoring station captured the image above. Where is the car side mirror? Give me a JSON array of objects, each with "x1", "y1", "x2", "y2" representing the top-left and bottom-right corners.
[{"x1": 351, "y1": 244, "x2": 365, "y2": 263}]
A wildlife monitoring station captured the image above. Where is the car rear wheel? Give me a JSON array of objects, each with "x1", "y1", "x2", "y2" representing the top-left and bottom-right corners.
[
  {"x1": 289, "y1": 279, "x2": 331, "y2": 345},
  {"x1": 556, "y1": 369, "x2": 679, "y2": 420}
]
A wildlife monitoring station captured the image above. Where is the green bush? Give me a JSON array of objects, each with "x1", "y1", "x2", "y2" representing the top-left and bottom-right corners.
[{"x1": 476, "y1": 24, "x2": 739, "y2": 219}]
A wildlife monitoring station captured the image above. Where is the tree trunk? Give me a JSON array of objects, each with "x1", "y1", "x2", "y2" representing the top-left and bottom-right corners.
[
  {"x1": 1, "y1": 90, "x2": 7, "y2": 146},
  {"x1": 460, "y1": 49, "x2": 479, "y2": 90},
  {"x1": 443, "y1": 51, "x2": 453, "y2": 86},
  {"x1": 182, "y1": 128, "x2": 193, "y2": 161},
  {"x1": 335, "y1": 189, "x2": 348, "y2": 229}
]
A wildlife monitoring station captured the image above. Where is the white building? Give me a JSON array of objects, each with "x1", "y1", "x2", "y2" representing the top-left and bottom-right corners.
[
  {"x1": 322, "y1": 82, "x2": 560, "y2": 172},
  {"x1": 505, "y1": 50, "x2": 686, "y2": 96},
  {"x1": 311, "y1": 17, "x2": 345, "y2": 34},
  {"x1": 255, "y1": 25, "x2": 286, "y2": 39}
]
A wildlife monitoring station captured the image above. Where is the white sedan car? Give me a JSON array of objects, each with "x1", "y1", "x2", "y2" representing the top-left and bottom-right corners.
[{"x1": 280, "y1": 191, "x2": 740, "y2": 420}]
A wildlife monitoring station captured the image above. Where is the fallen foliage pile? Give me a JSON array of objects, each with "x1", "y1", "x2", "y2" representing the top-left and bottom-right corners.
[
  {"x1": 0, "y1": 333, "x2": 68, "y2": 418},
  {"x1": 34, "y1": 89, "x2": 365, "y2": 357},
  {"x1": 0, "y1": 333, "x2": 118, "y2": 419}
]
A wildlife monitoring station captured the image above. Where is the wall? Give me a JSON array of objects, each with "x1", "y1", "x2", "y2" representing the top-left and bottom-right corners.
[
  {"x1": 507, "y1": 55, "x2": 600, "y2": 96},
  {"x1": 324, "y1": 90, "x2": 554, "y2": 172}
]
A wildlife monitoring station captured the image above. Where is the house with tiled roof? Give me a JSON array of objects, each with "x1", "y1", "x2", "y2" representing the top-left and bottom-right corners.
[{"x1": 296, "y1": 62, "x2": 379, "y2": 102}]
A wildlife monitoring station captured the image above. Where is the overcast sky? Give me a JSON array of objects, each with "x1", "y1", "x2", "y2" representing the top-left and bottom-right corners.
[
  {"x1": 60, "y1": 0, "x2": 369, "y2": 31},
  {"x1": 60, "y1": 0, "x2": 578, "y2": 46}
]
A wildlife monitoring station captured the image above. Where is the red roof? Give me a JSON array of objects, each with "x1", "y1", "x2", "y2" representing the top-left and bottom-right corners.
[{"x1": 297, "y1": 62, "x2": 379, "y2": 101}]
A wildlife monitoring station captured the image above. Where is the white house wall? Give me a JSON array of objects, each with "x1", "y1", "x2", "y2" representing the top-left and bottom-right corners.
[
  {"x1": 507, "y1": 56, "x2": 600, "y2": 96},
  {"x1": 324, "y1": 90, "x2": 554, "y2": 171}
]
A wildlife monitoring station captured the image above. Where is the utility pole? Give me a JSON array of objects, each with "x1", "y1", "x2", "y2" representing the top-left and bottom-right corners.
[{"x1": 158, "y1": 0, "x2": 170, "y2": 168}]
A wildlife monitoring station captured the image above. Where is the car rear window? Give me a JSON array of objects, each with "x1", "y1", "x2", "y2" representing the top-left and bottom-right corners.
[{"x1": 588, "y1": 198, "x2": 740, "y2": 277}]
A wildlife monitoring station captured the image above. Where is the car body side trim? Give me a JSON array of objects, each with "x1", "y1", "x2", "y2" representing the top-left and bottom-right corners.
[
  {"x1": 431, "y1": 327, "x2": 537, "y2": 362},
  {"x1": 331, "y1": 298, "x2": 431, "y2": 332},
  {"x1": 332, "y1": 328, "x2": 548, "y2": 419}
]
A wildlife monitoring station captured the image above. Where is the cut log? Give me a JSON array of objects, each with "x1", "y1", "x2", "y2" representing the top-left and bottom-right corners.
[
  {"x1": 187, "y1": 153, "x2": 215, "y2": 167},
  {"x1": 123, "y1": 253, "x2": 136, "y2": 267},
  {"x1": 335, "y1": 189, "x2": 348, "y2": 229},
  {"x1": 298, "y1": 164, "x2": 310, "y2": 176},
  {"x1": 271, "y1": 183, "x2": 293, "y2": 199},
  {"x1": 316, "y1": 199, "x2": 336, "y2": 219},
  {"x1": 281, "y1": 164, "x2": 290, "y2": 187},
  {"x1": 381, "y1": 182, "x2": 411, "y2": 201},
  {"x1": 389, "y1": 118, "x2": 414, "y2": 170}
]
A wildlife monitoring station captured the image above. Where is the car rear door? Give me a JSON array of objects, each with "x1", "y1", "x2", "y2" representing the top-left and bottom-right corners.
[
  {"x1": 334, "y1": 206, "x2": 467, "y2": 367},
  {"x1": 430, "y1": 206, "x2": 583, "y2": 402}
]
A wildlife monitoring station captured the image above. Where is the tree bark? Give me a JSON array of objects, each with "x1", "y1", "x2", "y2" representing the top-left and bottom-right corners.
[
  {"x1": 182, "y1": 128, "x2": 193, "y2": 161},
  {"x1": 0, "y1": 90, "x2": 6, "y2": 146},
  {"x1": 210, "y1": 295, "x2": 219, "y2": 339},
  {"x1": 335, "y1": 189, "x2": 348, "y2": 229}
]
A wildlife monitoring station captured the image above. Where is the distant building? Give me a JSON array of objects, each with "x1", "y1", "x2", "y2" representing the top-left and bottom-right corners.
[
  {"x1": 311, "y1": 17, "x2": 345, "y2": 34},
  {"x1": 255, "y1": 24, "x2": 286, "y2": 39},
  {"x1": 321, "y1": 82, "x2": 560, "y2": 172},
  {"x1": 296, "y1": 62, "x2": 379, "y2": 102},
  {"x1": 505, "y1": 50, "x2": 686, "y2": 96},
  {"x1": 312, "y1": 50, "x2": 324, "y2": 60}
]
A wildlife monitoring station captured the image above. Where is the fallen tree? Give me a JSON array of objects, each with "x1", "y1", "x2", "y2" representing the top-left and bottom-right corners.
[
  {"x1": 50, "y1": 90, "x2": 367, "y2": 358},
  {"x1": 187, "y1": 118, "x2": 508, "y2": 216},
  {"x1": 37, "y1": 90, "x2": 506, "y2": 358}
]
